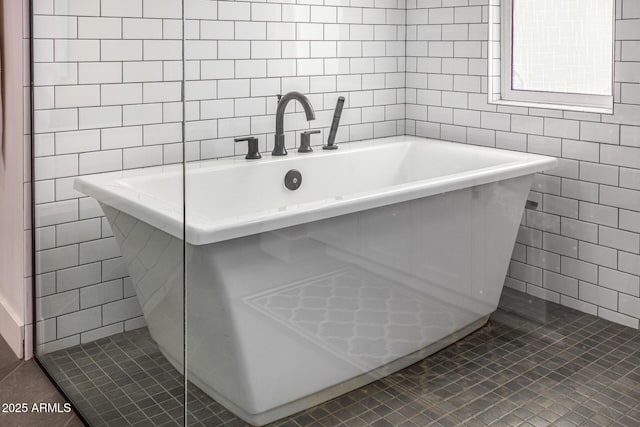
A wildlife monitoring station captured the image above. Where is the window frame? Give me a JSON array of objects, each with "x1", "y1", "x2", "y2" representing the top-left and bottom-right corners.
[{"x1": 496, "y1": 0, "x2": 615, "y2": 114}]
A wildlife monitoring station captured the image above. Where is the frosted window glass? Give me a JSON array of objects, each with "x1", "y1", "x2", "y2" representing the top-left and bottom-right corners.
[{"x1": 512, "y1": 0, "x2": 613, "y2": 96}]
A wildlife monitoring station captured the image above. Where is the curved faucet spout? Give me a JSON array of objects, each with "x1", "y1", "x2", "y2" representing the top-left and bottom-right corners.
[
  {"x1": 275, "y1": 91, "x2": 315, "y2": 135},
  {"x1": 273, "y1": 91, "x2": 315, "y2": 156}
]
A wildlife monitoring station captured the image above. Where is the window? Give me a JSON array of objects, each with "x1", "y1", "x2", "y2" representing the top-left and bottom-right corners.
[{"x1": 492, "y1": 0, "x2": 615, "y2": 113}]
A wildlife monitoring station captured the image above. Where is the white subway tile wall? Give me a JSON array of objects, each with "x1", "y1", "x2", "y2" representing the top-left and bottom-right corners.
[
  {"x1": 33, "y1": 0, "x2": 407, "y2": 352},
  {"x1": 33, "y1": 0, "x2": 640, "y2": 351},
  {"x1": 406, "y1": 0, "x2": 640, "y2": 328}
]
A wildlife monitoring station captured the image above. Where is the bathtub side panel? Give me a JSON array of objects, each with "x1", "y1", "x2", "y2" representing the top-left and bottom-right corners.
[
  {"x1": 101, "y1": 204, "x2": 185, "y2": 369},
  {"x1": 186, "y1": 175, "x2": 533, "y2": 417}
]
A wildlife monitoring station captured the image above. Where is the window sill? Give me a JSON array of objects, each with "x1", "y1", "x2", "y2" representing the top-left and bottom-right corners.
[{"x1": 488, "y1": 97, "x2": 613, "y2": 115}]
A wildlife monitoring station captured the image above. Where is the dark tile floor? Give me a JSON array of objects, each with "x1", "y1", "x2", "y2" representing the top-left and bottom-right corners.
[
  {"x1": 39, "y1": 288, "x2": 640, "y2": 427},
  {"x1": 0, "y1": 335, "x2": 83, "y2": 427}
]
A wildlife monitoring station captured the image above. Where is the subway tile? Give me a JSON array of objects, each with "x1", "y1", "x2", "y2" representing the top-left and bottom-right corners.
[
  {"x1": 80, "y1": 322, "x2": 124, "y2": 344},
  {"x1": 560, "y1": 179, "x2": 599, "y2": 203},
  {"x1": 56, "y1": 262, "x2": 102, "y2": 292},
  {"x1": 56, "y1": 219, "x2": 102, "y2": 247},
  {"x1": 545, "y1": 158, "x2": 579, "y2": 180},
  {"x1": 516, "y1": 226, "x2": 541, "y2": 248},
  {"x1": 527, "y1": 209, "x2": 560, "y2": 234},
  {"x1": 621, "y1": 0, "x2": 640, "y2": 17},
  {"x1": 543, "y1": 232, "x2": 577, "y2": 258},
  {"x1": 102, "y1": 0, "x2": 142, "y2": 18},
  {"x1": 57, "y1": 307, "x2": 102, "y2": 338},
  {"x1": 543, "y1": 270, "x2": 578, "y2": 298},
  {"x1": 142, "y1": 0, "x2": 182, "y2": 19},
  {"x1": 598, "y1": 307, "x2": 639, "y2": 329},
  {"x1": 79, "y1": 237, "x2": 121, "y2": 264},
  {"x1": 504, "y1": 276, "x2": 526, "y2": 292},
  {"x1": 102, "y1": 297, "x2": 143, "y2": 325},
  {"x1": 620, "y1": 209, "x2": 640, "y2": 233},
  {"x1": 454, "y1": 6, "x2": 482, "y2": 23},
  {"x1": 600, "y1": 185, "x2": 640, "y2": 211},
  {"x1": 37, "y1": 290, "x2": 79, "y2": 320},
  {"x1": 510, "y1": 261, "x2": 542, "y2": 286},
  {"x1": 33, "y1": 39, "x2": 54, "y2": 63},
  {"x1": 124, "y1": 316, "x2": 146, "y2": 331},
  {"x1": 80, "y1": 279, "x2": 123, "y2": 309},
  {"x1": 102, "y1": 126, "x2": 143, "y2": 150},
  {"x1": 602, "y1": 103, "x2": 640, "y2": 126},
  {"x1": 561, "y1": 256, "x2": 598, "y2": 284},
  {"x1": 78, "y1": 17, "x2": 121, "y2": 39},
  {"x1": 35, "y1": 180, "x2": 55, "y2": 205},
  {"x1": 561, "y1": 139, "x2": 599, "y2": 162},
  {"x1": 79, "y1": 106, "x2": 122, "y2": 130},
  {"x1": 620, "y1": 167, "x2": 640, "y2": 190},
  {"x1": 123, "y1": 18, "x2": 162, "y2": 39},
  {"x1": 55, "y1": 176, "x2": 84, "y2": 201},
  {"x1": 619, "y1": 251, "x2": 640, "y2": 276},
  {"x1": 102, "y1": 40, "x2": 143, "y2": 61},
  {"x1": 599, "y1": 266, "x2": 640, "y2": 296},
  {"x1": 561, "y1": 218, "x2": 598, "y2": 244},
  {"x1": 101, "y1": 83, "x2": 142, "y2": 106},
  {"x1": 55, "y1": 86, "x2": 100, "y2": 109},
  {"x1": 34, "y1": 109, "x2": 78, "y2": 134},
  {"x1": 531, "y1": 174, "x2": 560, "y2": 195},
  {"x1": 123, "y1": 62, "x2": 164, "y2": 83},
  {"x1": 35, "y1": 199, "x2": 79, "y2": 228},
  {"x1": 527, "y1": 247, "x2": 560, "y2": 273},
  {"x1": 55, "y1": 129, "x2": 100, "y2": 154},
  {"x1": 185, "y1": 0, "x2": 217, "y2": 20},
  {"x1": 528, "y1": 135, "x2": 561, "y2": 157},
  {"x1": 599, "y1": 225, "x2": 640, "y2": 253},
  {"x1": 579, "y1": 201, "x2": 618, "y2": 227},
  {"x1": 526, "y1": 283, "x2": 560, "y2": 304},
  {"x1": 123, "y1": 104, "x2": 163, "y2": 126},
  {"x1": 543, "y1": 194, "x2": 578, "y2": 219},
  {"x1": 580, "y1": 122, "x2": 620, "y2": 145},
  {"x1": 619, "y1": 293, "x2": 640, "y2": 318},
  {"x1": 579, "y1": 241, "x2": 618, "y2": 269},
  {"x1": 496, "y1": 131, "x2": 526, "y2": 152},
  {"x1": 429, "y1": 8, "x2": 454, "y2": 24},
  {"x1": 79, "y1": 198, "x2": 103, "y2": 220},
  {"x1": 79, "y1": 63, "x2": 122, "y2": 85},
  {"x1": 54, "y1": 40, "x2": 100, "y2": 63},
  {"x1": 453, "y1": 75, "x2": 481, "y2": 92},
  {"x1": 579, "y1": 281, "x2": 618, "y2": 310},
  {"x1": 621, "y1": 125, "x2": 640, "y2": 147},
  {"x1": 480, "y1": 111, "x2": 510, "y2": 131},
  {"x1": 600, "y1": 145, "x2": 640, "y2": 170},
  {"x1": 33, "y1": 0, "x2": 54, "y2": 15},
  {"x1": 511, "y1": 115, "x2": 543, "y2": 135},
  {"x1": 579, "y1": 162, "x2": 618, "y2": 186},
  {"x1": 36, "y1": 244, "x2": 79, "y2": 275},
  {"x1": 33, "y1": 15, "x2": 77, "y2": 39},
  {"x1": 560, "y1": 294, "x2": 597, "y2": 316},
  {"x1": 544, "y1": 118, "x2": 579, "y2": 139},
  {"x1": 79, "y1": 150, "x2": 122, "y2": 174},
  {"x1": 36, "y1": 227, "x2": 56, "y2": 252}
]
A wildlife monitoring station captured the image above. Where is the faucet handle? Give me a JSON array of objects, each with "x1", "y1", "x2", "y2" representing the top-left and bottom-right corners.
[
  {"x1": 235, "y1": 136, "x2": 261, "y2": 160},
  {"x1": 298, "y1": 130, "x2": 321, "y2": 153}
]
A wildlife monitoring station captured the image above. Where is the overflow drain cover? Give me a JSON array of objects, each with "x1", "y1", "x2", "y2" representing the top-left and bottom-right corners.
[{"x1": 284, "y1": 169, "x2": 302, "y2": 191}]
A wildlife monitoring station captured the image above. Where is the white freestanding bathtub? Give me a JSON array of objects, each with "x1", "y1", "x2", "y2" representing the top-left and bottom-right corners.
[{"x1": 74, "y1": 136, "x2": 556, "y2": 425}]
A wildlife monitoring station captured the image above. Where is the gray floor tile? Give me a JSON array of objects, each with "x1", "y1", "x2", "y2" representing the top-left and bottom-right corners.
[{"x1": 36, "y1": 288, "x2": 640, "y2": 426}]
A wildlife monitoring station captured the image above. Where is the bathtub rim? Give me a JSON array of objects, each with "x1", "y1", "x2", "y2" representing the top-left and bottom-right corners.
[{"x1": 74, "y1": 136, "x2": 557, "y2": 245}]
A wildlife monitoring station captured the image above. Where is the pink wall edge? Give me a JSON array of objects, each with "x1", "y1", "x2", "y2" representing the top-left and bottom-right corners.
[{"x1": 0, "y1": 0, "x2": 30, "y2": 359}]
